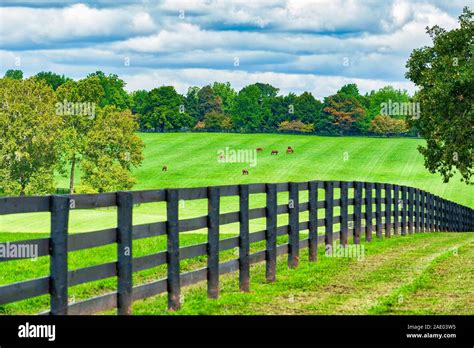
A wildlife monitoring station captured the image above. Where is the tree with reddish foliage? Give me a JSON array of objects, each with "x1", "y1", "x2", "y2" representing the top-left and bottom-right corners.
[{"x1": 323, "y1": 92, "x2": 366, "y2": 135}]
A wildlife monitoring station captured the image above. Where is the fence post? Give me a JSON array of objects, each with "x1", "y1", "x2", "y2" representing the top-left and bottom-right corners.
[
  {"x1": 427, "y1": 192, "x2": 431, "y2": 232},
  {"x1": 116, "y1": 191, "x2": 133, "y2": 315},
  {"x1": 440, "y1": 199, "x2": 446, "y2": 231},
  {"x1": 50, "y1": 195, "x2": 70, "y2": 315},
  {"x1": 354, "y1": 181, "x2": 362, "y2": 244},
  {"x1": 408, "y1": 187, "x2": 414, "y2": 234},
  {"x1": 239, "y1": 185, "x2": 250, "y2": 292},
  {"x1": 384, "y1": 184, "x2": 392, "y2": 238},
  {"x1": 435, "y1": 196, "x2": 440, "y2": 232},
  {"x1": 421, "y1": 191, "x2": 427, "y2": 232},
  {"x1": 375, "y1": 183, "x2": 383, "y2": 239},
  {"x1": 427, "y1": 193, "x2": 433, "y2": 232},
  {"x1": 308, "y1": 181, "x2": 319, "y2": 261},
  {"x1": 288, "y1": 182, "x2": 300, "y2": 268},
  {"x1": 365, "y1": 182, "x2": 373, "y2": 242},
  {"x1": 207, "y1": 186, "x2": 220, "y2": 299},
  {"x1": 446, "y1": 201, "x2": 454, "y2": 232},
  {"x1": 325, "y1": 181, "x2": 334, "y2": 253},
  {"x1": 340, "y1": 181, "x2": 349, "y2": 246},
  {"x1": 166, "y1": 189, "x2": 180, "y2": 310},
  {"x1": 455, "y1": 203, "x2": 459, "y2": 232},
  {"x1": 265, "y1": 183, "x2": 277, "y2": 282},
  {"x1": 393, "y1": 185, "x2": 400, "y2": 235},
  {"x1": 414, "y1": 189, "x2": 420, "y2": 233},
  {"x1": 401, "y1": 186, "x2": 407, "y2": 236}
]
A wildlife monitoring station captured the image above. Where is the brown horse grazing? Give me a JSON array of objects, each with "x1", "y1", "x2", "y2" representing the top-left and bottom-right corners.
[
  {"x1": 271, "y1": 150, "x2": 279, "y2": 155},
  {"x1": 242, "y1": 169, "x2": 249, "y2": 175},
  {"x1": 162, "y1": 165, "x2": 168, "y2": 172},
  {"x1": 256, "y1": 147, "x2": 264, "y2": 152},
  {"x1": 286, "y1": 146, "x2": 294, "y2": 154}
]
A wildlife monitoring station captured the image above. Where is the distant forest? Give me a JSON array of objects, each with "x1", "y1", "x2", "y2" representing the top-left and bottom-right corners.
[{"x1": 3, "y1": 69, "x2": 417, "y2": 137}]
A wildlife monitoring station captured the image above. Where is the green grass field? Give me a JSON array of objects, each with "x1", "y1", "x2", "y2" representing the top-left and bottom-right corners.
[
  {"x1": 0, "y1": 133, "x2": 472, "y2": 315},
  {"x1": 1, "y1": 133, "x2": 472, "y2": 234}
]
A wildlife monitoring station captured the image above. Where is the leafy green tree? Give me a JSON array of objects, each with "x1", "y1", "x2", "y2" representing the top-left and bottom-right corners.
[
  {"x1": 130, "y1": 90, "x2": 151, "y2": 128},
  {"x1": 232, "y1": 83, "x2": 280, "y2": 132},
  {"x1": 366, "y1": 86, "x2": 411, "y2": 121},
  {"x1": 4, "y1": 69, "x2": 23, "y2": 80},
  {"x1": 79, "y1": 107, "x2": 144, "y2": 193},
  {"x1": 263, "y1": 96, "x2": 287, "y2": 130},
  {"x1": 232, "y1": 85, "x2": 264, "y2": 131},
  {"x1": 87, "y1": 71, "x2": 130, "y2": 109},
  {"x1": 185, "y1": 86, "x2": 200, "y2": 120},
  {"x1": 211, "y1": 82, "x2": 236, "y2": 114},
  {"x1": 34, "y1": 71, "x2": 71, "y2": 90},
  {"x1": 0, "y1": 78, "x2": 62, "y2": 195},
  {"x1": 56, "y1": 76, "x2": 104, "y2": 193},
  {"x1": 198, "y1": 85, "x2": 222, "y2": 119},
  {"x1": 405, "y1": 7, "x2": 473, "y2": 183},
  {"x1": 144, "y1": 86, "x2": 193, "y2": 131},
  {"x1": 294, "y1": 92, "x2": 323, "y2": 125}
]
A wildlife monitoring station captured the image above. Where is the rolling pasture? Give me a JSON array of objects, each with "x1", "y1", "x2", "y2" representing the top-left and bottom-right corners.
[
  {"x1": 1, "y1": 133, "x2": 472, "y2": 315},
  {"x1": 1, "y1": 132, "x2": 473, "y2": 235}
]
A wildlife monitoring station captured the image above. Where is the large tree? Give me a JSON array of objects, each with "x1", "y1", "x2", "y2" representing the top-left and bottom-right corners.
[
  {"x1": 184, "y1": 86, "x2": 200, "y2": 121},
  {"x1": 144, "y1": 86, "x2": 193, "y2": 131},
  {"x1": 211, "y1": 82, "x2": 236, "y2": 114},
  {"x1": 294, "y1": 91, "x2": 323, "y2": 125},
  {"x1": 0, "y1": 78, "x2": 62, "y2": 195},
  {"x1": 79, "y1": 107, "x2": 144, "y2": 193},
  {"x1": 323, "y1": 86, "x2": 367, "y2": 135},
  {"x1": 197, "y1": 85, "x2": 222, "y2": 119},
  {"x1": 56, "y1": 76, "x2": 104, "y2": 193},
  {"x1": 405, "y1": 7, "x2": 473, "y2": 184}
]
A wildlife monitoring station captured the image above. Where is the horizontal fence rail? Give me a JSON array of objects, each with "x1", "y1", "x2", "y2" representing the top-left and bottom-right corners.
[{"x1": 0, "y1": 180, "x2": 473, "y2": 315}]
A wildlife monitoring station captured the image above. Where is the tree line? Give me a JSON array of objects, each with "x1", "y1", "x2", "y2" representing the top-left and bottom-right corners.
[{"x1": 4, "y1": 69, "x2": 417, "y2": 137}]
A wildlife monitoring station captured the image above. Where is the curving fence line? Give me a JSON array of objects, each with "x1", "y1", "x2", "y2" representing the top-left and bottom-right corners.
[{"x1": 0, "y1": 180, "x2": 472, "y2": 315}]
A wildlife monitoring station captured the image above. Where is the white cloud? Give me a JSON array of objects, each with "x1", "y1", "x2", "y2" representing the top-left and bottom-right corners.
[
  {"x1": 0, "y1": 4, "x2": 158, "y2": 47},
  {"x1": 0, "y1": 0, "x2": 463, "y2": 94}
]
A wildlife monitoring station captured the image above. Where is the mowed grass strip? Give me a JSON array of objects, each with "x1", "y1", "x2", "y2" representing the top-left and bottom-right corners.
[
  {"x1": 369, "y1": 242, "x2": 474, "y2": 315},
  {"x1": 130, "y1": 232, "x2": 474, "y2": 315},
  {"x1": 2, "y1": 133, "x2": 473, "y2": 234},
  {"x1": 1, "y1": 232, "x2": 472, "y2": 315}
]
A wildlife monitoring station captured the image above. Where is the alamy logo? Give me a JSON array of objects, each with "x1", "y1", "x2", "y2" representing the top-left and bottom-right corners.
[
  {"x1": 380, "y1": 99, "x2": 420, "y2": 119},
  {"x1": 18, "y1": 322, "x2": 56, "y2": 341},
  {"x1": 56, "y1": 99, "x2": 96, "y2": 118},
  {"x1": 217, "y1": 147, "x2": 257, "y2": 167},
  {"x1": 0, "y1": 242, "x2": 38, "y2": 260}
]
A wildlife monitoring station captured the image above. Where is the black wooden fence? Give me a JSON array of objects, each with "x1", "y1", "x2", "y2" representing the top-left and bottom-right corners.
[{"x1": 0, "y1": 180, "x2": 472, "y2": 315}]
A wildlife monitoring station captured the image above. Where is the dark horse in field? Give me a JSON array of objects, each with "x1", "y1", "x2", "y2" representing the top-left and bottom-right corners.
[
  {"x1": 162, "y1": 165, "x2": 168, "y2": 171},
  {"x1": 271, "y1": 150, "x2": 279, "y2": 155},
  {"x1": 242, "y1": 169, "x2": 249, "y2": 175}
]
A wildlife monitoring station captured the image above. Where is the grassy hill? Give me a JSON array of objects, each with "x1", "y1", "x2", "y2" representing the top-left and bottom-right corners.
[{"x1": 1, "y1": 132, "x2": 472, "y2": 234}]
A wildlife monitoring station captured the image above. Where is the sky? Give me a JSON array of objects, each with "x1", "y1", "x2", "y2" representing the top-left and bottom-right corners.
[{"x1": 0, "y1": 0, "x2": 467, "y2": 98}]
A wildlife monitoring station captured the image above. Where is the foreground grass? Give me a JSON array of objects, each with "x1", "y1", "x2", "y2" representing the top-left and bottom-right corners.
[
  {"x1": 2, "y1": 133, "x2": 472, "y2": 234},
  {"x1": 129, "y1": 232, "x2": 473, "y2": 315},
  {"x1": 1, "y1": 232, "x2": 472, "y2": 315}
]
